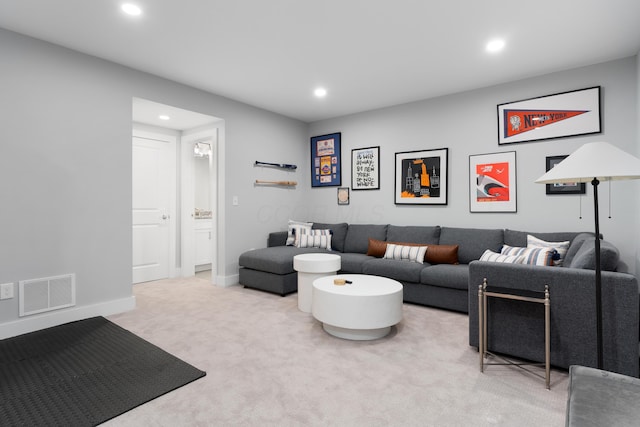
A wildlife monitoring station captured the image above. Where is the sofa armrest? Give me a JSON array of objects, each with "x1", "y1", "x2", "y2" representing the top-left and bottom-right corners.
[
  {"x1": 468, "y1": 261, "x2": 639, "y2": 376},
  {"x1": 268, "y1": 231, "x2": 288, "y2": 247}
]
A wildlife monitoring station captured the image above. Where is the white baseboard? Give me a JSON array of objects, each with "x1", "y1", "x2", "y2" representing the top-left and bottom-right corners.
[
  {"x1": 216, "y1": 273, "x2": 239, "y2": 287},
  {"x1": 0, "y1": 296, "x2": 136, "y2": 340}
]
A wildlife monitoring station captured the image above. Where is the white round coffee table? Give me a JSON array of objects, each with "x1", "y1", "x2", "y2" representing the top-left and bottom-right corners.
[
  {"x1": 293, "y1": 253, "x2": 341, "y2": 313},
  {"x1": 312, "y1": 274, "x2": 403, "y2": 340}
]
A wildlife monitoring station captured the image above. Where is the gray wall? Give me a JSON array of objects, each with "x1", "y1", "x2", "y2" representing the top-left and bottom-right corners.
[
  {"x1": 0, "y1": 27, "x2": 637, "y2": 337},
  {"x1": 308, "y1": 57, "x2": 639, "y2": 273},
  {"x1": 0, "y1": 29, "x2": 307, "y2": 332}
]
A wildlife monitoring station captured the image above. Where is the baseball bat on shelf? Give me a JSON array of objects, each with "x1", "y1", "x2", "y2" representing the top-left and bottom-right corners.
[
  {"x1": 254, "y1": 161, "x2": 297, "y2": 170},
  {"x1": 255, "y1": 180, "x2": 297, "y2": 186}
]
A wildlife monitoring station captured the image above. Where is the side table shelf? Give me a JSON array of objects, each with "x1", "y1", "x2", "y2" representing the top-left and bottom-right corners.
[{"x1": 478, "y1": 278, "x2": 551, "y2": 389}]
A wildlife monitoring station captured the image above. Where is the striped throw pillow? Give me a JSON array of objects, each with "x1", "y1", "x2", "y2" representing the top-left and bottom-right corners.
[
  {"x1": 527, "y1": 235, "x2": 570, "y2": 266},
  {"x1": 501, "y1": 245, "x2": 556, "y2": 266},
  {"x1": 479, "y1": 249, "x2": 526, "y2": 264},
  {"x1": 296, "y1": 229, "x2": 332, "y2": 250},
  {"x1": 383, "y1": 243, "x2": 428, "y2": 264},
  {"x1": 286, "y1": 220, "x2": 313, "y2": 246}
]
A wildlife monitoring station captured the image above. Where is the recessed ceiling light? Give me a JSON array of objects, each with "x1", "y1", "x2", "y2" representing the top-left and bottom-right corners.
[
  {"x1": 121, "y1": 3, "x2": 142, "y2": 16},
  {"x1": 486, "y1": 39, "x2": 505, "y2": 53},
  {"x1": 314, "y1": 88, "x2": 327, "y2": 98},
  {"x1": 158, "y1": 115, "x2": 170, "y2": 121}
]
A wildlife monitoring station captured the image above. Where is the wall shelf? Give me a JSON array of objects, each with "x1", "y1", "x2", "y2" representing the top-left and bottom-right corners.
[
  {"x1": 255, "y1": 180, "x2": 297, "y2": 187},
  {"x1": 254, "y1": 161, "x2": 297, "y2": 170}
]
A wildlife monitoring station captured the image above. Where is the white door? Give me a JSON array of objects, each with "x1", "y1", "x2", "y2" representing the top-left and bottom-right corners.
[{"x1": 132, "y1": 135, "x2": 176, "y2": 283}]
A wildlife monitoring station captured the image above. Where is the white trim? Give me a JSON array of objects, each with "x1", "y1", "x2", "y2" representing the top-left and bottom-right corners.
[
  {"x1": 0, "y1": 296, "x2": 136, "y2": 340},
  {"x1": 216, "y1": 124, "x2": 226, "y2": 282},
  {"x1": 216, "y1": 274, "x2": 239, "y2": 287},
  {"x1": 180, "y1": 124, "x2": 222, "y2": 282}
]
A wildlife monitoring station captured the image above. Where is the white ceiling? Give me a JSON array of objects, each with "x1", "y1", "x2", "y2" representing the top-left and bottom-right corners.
[
  {"x1": 1, "y1": 0, "x2": 640, "y2": 124},
  {"x1": 132, "y1": 98, "x2": 220, "y2": 130}
]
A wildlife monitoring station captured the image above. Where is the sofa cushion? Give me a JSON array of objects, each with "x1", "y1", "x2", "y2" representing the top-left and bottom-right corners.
[
  {"x1": 344, "y1": 224, "x2": 388, "y2": 254},
  {"x1": 312, "y1": 222, "x2": 348, "y2": 252},
  {"x1": 383, "y1": 243, "x2": 428, "y2": 264},
  {"x1": 439, "y1": 227, "x2": 504, "y2": 264},
  {"x1": 239, "y1": 246, "x2": 327, "y2": 275},
  {"x1": 338, "y1": 252, "x2": 375, "y2": 274},
  {"x1": 362, "y1": 258, "x2": 427, "y2": 283},
  {"x1": 386, "y1": 225, "x2": 441, "y2": 245},
  {"x1": 563, "y1": 233, "x2": 594, "y2": 267},
  {"x1": 420, "y1": 264, "x2": 470, "y2": 290},
  {"x1": 569, "y1": 239, "x2": 619, "y2": 271}
]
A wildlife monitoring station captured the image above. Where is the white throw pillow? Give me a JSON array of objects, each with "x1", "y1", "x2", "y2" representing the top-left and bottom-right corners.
[
  {"x1": 479, "y1": 249, "x2": 525, "y2": 264},
  {"x1": 383, "y1": 243, "x2": 428, "y2": 264},
  {"x1": 286, "y1": 220, "x2": 313, "y2": 246},
  {"x1": 297, "y1": 231, "x2": 332, "y2": 250},
  {"x1": 527, "y1": 235, "x2": 570, "y2": 266}
]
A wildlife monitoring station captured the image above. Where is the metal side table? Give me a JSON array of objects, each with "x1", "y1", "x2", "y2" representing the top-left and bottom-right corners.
[{"x1": 478, "y1": 278, "x2": 551, "y2": 389}]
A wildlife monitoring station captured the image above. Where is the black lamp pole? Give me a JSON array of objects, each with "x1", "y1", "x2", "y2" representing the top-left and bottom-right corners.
[{"x1": 592, "y1": 177, "x2": 603, "y2": 369}]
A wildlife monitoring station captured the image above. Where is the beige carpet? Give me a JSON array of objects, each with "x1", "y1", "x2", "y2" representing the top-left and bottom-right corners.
[{"x1": 106, "y1": 277, "x2": 568, "y2": 426}]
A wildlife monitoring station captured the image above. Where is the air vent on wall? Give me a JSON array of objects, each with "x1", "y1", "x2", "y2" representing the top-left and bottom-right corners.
[{"x1": 19, "y1": 273, "x2": 76, "y2": 317}]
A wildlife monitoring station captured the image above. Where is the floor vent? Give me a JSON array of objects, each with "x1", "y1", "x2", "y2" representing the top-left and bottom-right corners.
[{"x1": 19, "y1": 274, "x2": 76, "y2": 317}]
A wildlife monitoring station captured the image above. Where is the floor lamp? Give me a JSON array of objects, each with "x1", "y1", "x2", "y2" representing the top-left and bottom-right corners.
[{"x1": 535, "y1": 141, "x2": 640, "y2": 370}]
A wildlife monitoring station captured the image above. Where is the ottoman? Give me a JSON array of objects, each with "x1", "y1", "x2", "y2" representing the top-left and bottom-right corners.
[{"x1": 566, "y1": 365, "x2": 640, "y2": 426}]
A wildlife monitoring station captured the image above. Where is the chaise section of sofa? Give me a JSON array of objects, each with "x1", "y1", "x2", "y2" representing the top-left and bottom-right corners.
[
  {"x1": 239, "y1": 222, "x2": 352, "y2": 296},
  {"x1": 239, "y1": 245, "x2": 328, "y2": 296},
  {"x1": 467, "y1": 245, "x2": 639, "y2": 377}
]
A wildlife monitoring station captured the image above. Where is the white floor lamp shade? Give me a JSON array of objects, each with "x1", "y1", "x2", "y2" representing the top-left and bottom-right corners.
[
  {"x1": 535, "y1": 141, "x2": 640, "y2": 370},
  {"x1": 536, "y1": 142, "x2": 640, "y2": 184}
]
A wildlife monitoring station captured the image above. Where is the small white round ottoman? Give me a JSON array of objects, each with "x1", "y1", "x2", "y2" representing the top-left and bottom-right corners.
[
  {"x1": 293, "y1": 253, "x2": 341, "y2": 313},
  {"x1": 312, "y1": 274, "x2": 403, "y2": 340}
]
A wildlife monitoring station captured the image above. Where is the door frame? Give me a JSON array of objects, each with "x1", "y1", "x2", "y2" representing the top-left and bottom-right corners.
[
  {"x1": 132, "y1": 128, "x2": 178, "y2": 281},
  {"x1": 181, "y1": 125, "x2": 219, "y2": 281}
]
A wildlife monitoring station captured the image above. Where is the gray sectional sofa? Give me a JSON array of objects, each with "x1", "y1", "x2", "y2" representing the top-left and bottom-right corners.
[
  {"x1": 240, "y1": 222, "x2": 485, "y2": 312},
  {"x1": 238, "y1": 222, "x2": 639, "y2": 376}
]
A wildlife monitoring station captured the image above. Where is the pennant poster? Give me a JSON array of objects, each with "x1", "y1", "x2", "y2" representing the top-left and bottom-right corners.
[
  {"x1": 497, "y1": 87, "x2": 601, "y2": 145},
  {"x1": 469, "y1": 151, "x2": 516, "y2": 212}
]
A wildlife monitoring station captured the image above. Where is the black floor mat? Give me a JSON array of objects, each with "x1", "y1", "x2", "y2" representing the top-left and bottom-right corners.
[{"x1": 0, "y1": 317, "x2": 206, "y2": 426}]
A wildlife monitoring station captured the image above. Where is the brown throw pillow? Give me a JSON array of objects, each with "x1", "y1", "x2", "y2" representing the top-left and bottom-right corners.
[
  {"x1": 424, "y1": 244, "x2": 459, "y2": 265},
  {"x1": 367, "y1": 238, "x2": 389, "y2": 257},
  {"x1": 366, "y1": 238, "x2": 459, "y2": 264}
]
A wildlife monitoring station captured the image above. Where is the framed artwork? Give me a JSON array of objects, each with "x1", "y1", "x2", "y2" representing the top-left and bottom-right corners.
[
  {"x1": 311, "y1": 132, "x2": 341, "y2": 187},
  {"x1": 394, "y1": 148, "x2": 448, "y2": 205},
  {"x1": 545, "y1": 155, "x2": 586, "y2": 195},
  {"x1": 469, "y1": 151, "x2": 517, "y2": 212},
  {"x1": 337, "y1": 187, "x2": 350, "y2": 205},
  {"x1": 351, "y1": 146, "x2": 380, "y2": 190},
  {"x1": 497, "y1": 86, "x2": 601, "y2": 145}
]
